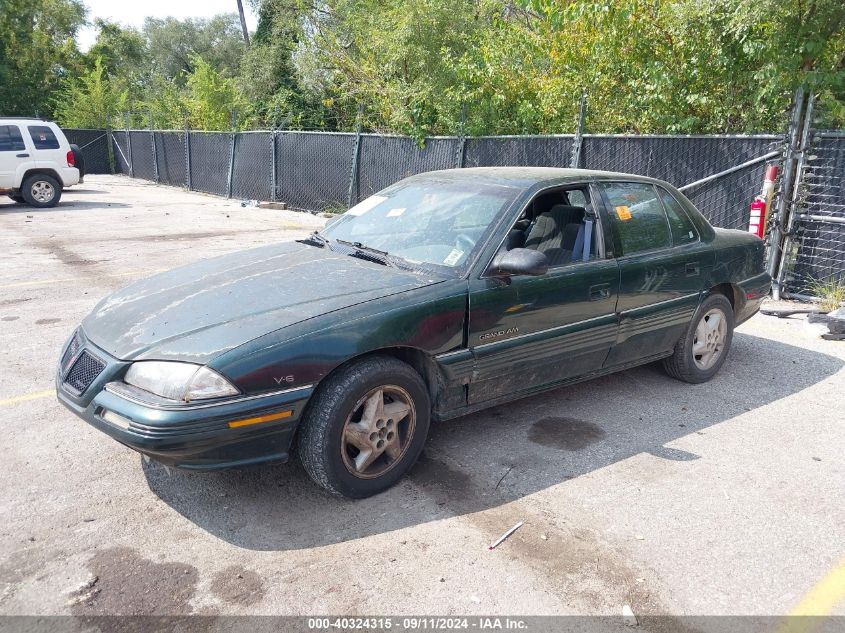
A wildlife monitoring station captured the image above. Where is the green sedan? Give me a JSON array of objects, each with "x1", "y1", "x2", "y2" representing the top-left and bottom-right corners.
[{"x1": 56, "y1": 167, "x2": 770, "y2": 498}]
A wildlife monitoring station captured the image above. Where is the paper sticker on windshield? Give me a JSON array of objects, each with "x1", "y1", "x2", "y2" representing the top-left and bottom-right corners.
[
  {"x1": 346, "y1": 195, "x2": 387, "y2": 216},
  {"x1": 386, "y1": 207, "x2": 406, "y2": 217},
  {"x1": 615, "y1": 205, "x2": 632, "y2": 221},
  {"x1": 443, "y1": 249, "x2": 464, "y2": 266}
]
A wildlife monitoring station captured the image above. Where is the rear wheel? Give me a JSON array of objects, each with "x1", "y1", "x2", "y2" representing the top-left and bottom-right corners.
[
  {"x1": 21, "y1": 174, "x2": 62, "y2": 208},
  {"x1": 298, "y1": 355, "x2": 430, "y2": 498},
  {"x1": 663, "y1": 293, "x2": 734, "y2": 383}
]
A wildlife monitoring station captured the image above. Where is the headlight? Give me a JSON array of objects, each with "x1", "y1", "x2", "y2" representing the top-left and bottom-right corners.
[{"x1": 124, "y1": 361, "x2": 239, "y2": 402}]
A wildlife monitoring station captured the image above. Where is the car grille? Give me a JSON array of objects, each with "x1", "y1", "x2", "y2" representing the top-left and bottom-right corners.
[{"x1": 64, "y1": 350, "x2": 106, "y2": 395}]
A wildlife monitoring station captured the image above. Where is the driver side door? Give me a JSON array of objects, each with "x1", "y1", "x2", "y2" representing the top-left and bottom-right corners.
[{"x1": 466, "y1": 184, "x2": 620, "y2": 405}]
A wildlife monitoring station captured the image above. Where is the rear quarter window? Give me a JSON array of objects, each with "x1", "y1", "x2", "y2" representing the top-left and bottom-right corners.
[
  {"x1": 658, "y1": 187, "x2": 699, "y2": 245},
  {"x1": 27, "y1": 125, "x2": 60, "y2": 150},
  {"x1": 0, "y1": 125, "x2": 26, "y2": 152}
]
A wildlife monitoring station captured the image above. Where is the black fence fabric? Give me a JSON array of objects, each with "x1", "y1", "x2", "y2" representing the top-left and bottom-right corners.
[
  {"x1": 783, "y1": 132, "x2": 845, "y2": 295},
  {"x1": 156, "y1": 131, "x2": 186, "y2": 187},
  {"x1": 63, "y1": 129, "x2": 111, "y2": 175},
  {"x1": 70, "y1": 127, "x2": 784, "y2": 233},
  {"x1": 188, "y1": 132, "x2": 230, "y2": 197},
  {"x1": 464, "y1": 135, "x2": 575, "y2": 168},
  {"x1": 580, "y1": 135, "x2": 781, "y2": 231},
  {"x1": 357, "y1": 135, "x2": 462, "y2": 200},
  {"x1": 276, "y1": 131, "x2": 356, "y2": 212},
  {"x1": 232, "y1": 133, "x2": 273, "y2": 201}
]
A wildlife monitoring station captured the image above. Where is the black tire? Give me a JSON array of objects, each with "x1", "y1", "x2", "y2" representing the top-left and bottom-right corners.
[
  {"x1": 298, "y1": 355, "x2": 430, "y2": 498},
  {"x1": 8, "y1": 194, "x2": 25, "y2": 203},
  {"x1": 663, "y1": 293, "x2": 734, "y2": 384},
  {"x1": 69, "y1": 143, "x2": 85, "y2": 180},
  {"x1": 21, "y1": 174, "x2": 62, "y2": 208}
]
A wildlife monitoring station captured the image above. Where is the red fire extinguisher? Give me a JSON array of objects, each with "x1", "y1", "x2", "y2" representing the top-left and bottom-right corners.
[{"x1": 748, "y1": 164, "x2": 779, "y2": 239}]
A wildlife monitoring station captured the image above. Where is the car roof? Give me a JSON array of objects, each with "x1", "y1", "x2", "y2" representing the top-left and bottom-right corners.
[{"x1": 407, "y1": 166, "x2": 663, "y2": 189}]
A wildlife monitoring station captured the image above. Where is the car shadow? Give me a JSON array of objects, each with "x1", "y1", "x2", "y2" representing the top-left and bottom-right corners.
[
  {"x1": 142, "y1": 330, "x2": 843, "y2": 551},
  {"x1": 0, "y1": 199, "x2": 132, "y2": 213}
]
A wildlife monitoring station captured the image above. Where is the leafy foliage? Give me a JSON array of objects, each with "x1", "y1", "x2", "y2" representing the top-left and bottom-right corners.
[
  {"x1": 52, "y1": 57, "x2": 127, "y2": 127},
  {"x1": 7, "y1": 0, "x2": 844, "y2": 134},
  {"x1": 0, "y1": 0, "x2": 86, "y2": 117}
]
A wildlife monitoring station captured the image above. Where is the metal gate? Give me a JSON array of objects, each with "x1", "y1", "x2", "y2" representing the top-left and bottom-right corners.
[{"x1": 771, "y1": 91, "x2": 845, "y2": 300}]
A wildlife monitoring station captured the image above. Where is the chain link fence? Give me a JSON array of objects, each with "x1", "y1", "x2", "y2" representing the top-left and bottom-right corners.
[
  {"x1": 276, "y1": 131, "x2": 356, "y2": 211},
  {"x1": 71, "y1": 122, "x2": 845, "y2": 298},
  {"x1": 63, "y1": 129, "x2": 112, "y2": 175},
  {"x1": 69, "y1": 126, "x2": 785, "y2": 234},
  {"x1": 73, "y1": 128, "x2": 782, "y2": 230}
]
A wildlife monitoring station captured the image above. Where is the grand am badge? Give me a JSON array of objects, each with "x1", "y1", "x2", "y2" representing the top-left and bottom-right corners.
[{"x1": 479, "y1": 327, "x2": 519, "y2": 341}]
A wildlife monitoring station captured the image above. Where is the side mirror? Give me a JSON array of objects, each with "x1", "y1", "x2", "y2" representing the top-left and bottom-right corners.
[{"x1": 492, "y1": 248, "x2": 549, "y2": 277}]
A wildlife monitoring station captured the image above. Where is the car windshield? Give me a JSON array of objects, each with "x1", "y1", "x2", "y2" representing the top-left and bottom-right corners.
[{"x1": 320, "y1": 178, "x2": 520, "y2": 270}]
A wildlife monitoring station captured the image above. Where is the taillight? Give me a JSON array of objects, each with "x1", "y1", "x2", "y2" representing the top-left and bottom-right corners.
[{"x1": 66, "y1": 150, "x2": 75, "y2": 167}]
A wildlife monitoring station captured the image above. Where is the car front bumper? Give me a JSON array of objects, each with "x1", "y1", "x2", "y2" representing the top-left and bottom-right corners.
[{"x1": 56, "y1": 337, "x2": 313, "y2": 470}]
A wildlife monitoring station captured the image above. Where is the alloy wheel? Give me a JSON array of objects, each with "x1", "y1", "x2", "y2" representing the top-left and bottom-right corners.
[
  {"x1": 693, "y1": 308, "x2": 728, "y2": 370},
  {"x1": 340, "y1": 385, "x2": 416, "y2": 479},
  {"x1": 31, "y1": 180, "x2": 55, "y2": 203}
]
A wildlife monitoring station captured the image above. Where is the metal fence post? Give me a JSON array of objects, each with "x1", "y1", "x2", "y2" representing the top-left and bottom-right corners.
[
  {"x1": 270, "y1": 132, "x2": 277, "y2": 202},
  {"x1": 347, "y1": 104, "x2": 364, "y2": 208},
  {"x1": 570, "y1": 90, "x2": 587, "y2": 168},
  {"x1": 105, "y1": 117, "x2": 115, "y2": 174},
  {"x1": 184, "y1": 112, "x2": 192, "y2": 190},
  {"x1": 226, "y1": 132, "x2": 236, "y2": 199},
  {"x1": 775, "y1": 92, "x2": 816, "y2": 297},
  {"x1": 149, "y1": 112, "x2": 159, "y2": 183},
  {"x1": 455, "y1": 102, "x2": 467, "y2": 169},
  {"x1": 768, "y1": 86, "x2": 807, "y2": 299},
  {"x1": 124, "y1": 112, "x2": 134, "y2": 178}
]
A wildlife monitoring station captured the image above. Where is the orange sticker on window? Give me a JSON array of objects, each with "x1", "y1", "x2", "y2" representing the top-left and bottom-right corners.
[{"x1": 615, "y1": 205, "x2": 632, "y2": 221}]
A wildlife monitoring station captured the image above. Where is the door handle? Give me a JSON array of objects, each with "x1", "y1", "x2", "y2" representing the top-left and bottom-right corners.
[
  {"x1": 685, "y1": 262, "x2": 700, "y2": 276},
  {"x1": 16, "y1": 153, "x2": 29, "y2": 158},
  {"x1": 589, "y1": 283, "x2": 611, "y2": 301}
]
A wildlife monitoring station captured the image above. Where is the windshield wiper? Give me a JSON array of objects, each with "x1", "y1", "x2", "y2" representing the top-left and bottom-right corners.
[{"x1": 334, "y1": 239, "x2": 393, "y2": 266}]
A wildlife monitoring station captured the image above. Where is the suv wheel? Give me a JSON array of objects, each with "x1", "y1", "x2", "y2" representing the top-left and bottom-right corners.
[
  {"x1": 298, "y1": 355, "x2": 430, "y2": 498},
  {"x1": 663, "y1": 293, "x2": 734, "y2": 384},
  {"x1": 22, "y1": 174, "x2": 62, "y2": 208}
]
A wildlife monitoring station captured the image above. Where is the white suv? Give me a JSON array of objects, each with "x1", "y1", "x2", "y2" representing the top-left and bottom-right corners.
[{"x1": 0, "y1": 118, "x2": 80, "y2": 208}]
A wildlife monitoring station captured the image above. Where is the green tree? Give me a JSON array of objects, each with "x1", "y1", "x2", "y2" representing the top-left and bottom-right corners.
[
  {"x1": 143, "y1": 15, "x2": 246, "y2": 83},
  {"x1": 239, "y1": 0, "x2": 331, "y2": 129},
  {"x1": 52, "y1": 57, "x2": 128, "y2": 128},
  {"x1": 85, "y1": 19, "x2": 147, "y2": 79},
  {"x1": 0, "y1": 0, "x2": 86, "y2": 117},
  {"x1": 184, "y1": 55, "x2": 250, "y2": 130}
]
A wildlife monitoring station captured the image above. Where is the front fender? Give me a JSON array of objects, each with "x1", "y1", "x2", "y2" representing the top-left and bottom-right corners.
[{"x1": 209, "y1": 279, "x2": 468, "y2": 397}]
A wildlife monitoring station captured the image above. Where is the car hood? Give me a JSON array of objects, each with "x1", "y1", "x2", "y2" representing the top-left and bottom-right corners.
[{"x1": 82, "y1": 241, "x2": 441, "y2": 363}]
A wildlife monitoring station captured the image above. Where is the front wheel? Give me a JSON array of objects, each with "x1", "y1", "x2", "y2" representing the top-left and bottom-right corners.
[
  {"x1": 22, "y1": 174, "x2": 62, "y2": 208},
  {"x1": 662, "y1": 293, "x2": 734, "y2": 384},
  {"x1": 298, "y1": 355, "x2": 430, "y2": 498}
]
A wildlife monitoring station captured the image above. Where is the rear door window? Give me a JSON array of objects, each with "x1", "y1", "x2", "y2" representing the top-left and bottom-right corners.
[
  {"x1": 600, "y1": 182, "x2": 671, "y2": 255},
  {"x1": 27, "y1": 125, "x2": 60, "y2": 150},
  {"x1": 0, "y1": 125, "x2": 26, "y2": 152}
]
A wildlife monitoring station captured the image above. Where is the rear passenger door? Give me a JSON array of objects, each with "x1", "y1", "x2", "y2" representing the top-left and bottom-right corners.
[
  {"x1": 26, "y1": 124, "x2": 64, "y2": 170},
  {"x1": 0, "y1": 125, "x2": 27, "y2": 188},
  {"x1": 597, "y1": 181, "x2": 711, "y2": 367}
]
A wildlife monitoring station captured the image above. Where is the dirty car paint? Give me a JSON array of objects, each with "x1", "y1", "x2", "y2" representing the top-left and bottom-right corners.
[{"x1": 82, "y1": 241, "x2": 442, "y2": 363}]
